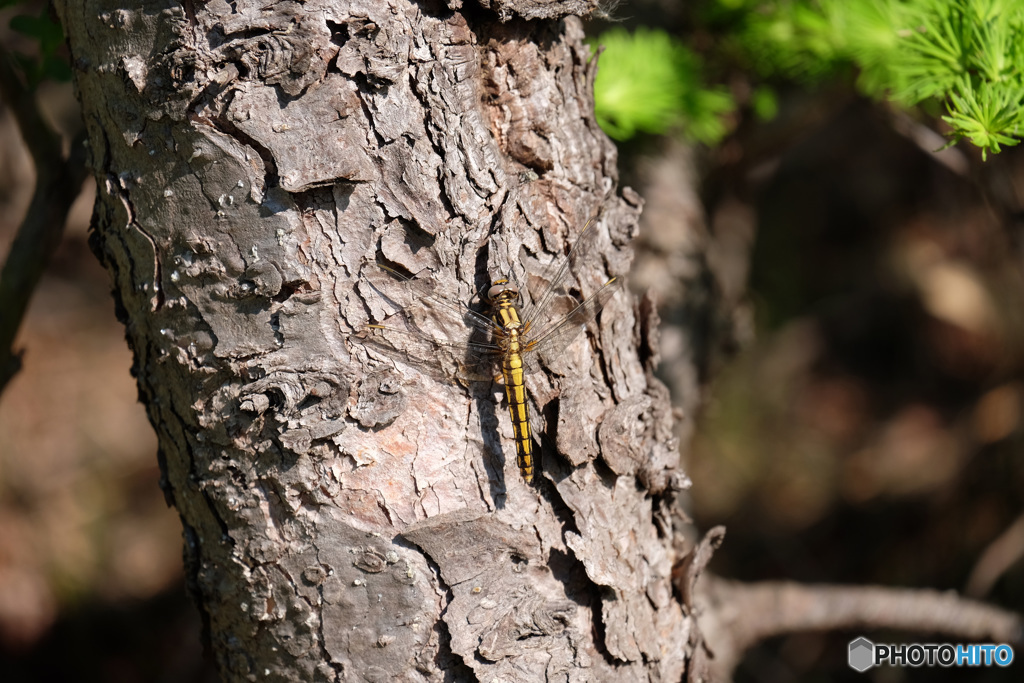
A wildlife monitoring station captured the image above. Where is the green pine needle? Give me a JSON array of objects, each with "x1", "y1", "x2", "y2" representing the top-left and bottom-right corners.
[
  {"x1": 593, "y1": 28, "x2": 735, "y2": 144},
  {"x1": 711, "y1": 0, "x2": 1024, "y2": 159}
]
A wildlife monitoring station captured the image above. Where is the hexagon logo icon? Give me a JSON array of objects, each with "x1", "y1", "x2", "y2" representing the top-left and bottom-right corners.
[{"x1": 848, "y1": 637, "x2": 875, "y2": 672}]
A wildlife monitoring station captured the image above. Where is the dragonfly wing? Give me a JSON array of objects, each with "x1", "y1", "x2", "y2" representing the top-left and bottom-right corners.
[
  {"x1": 359, "y1": 323, "x2": 501, "y2": 383},
  {"x1": 521, "y1": 217, "x2": 601, "y2": 324},
  {"x1": 364, "y1": 263, "x2": 498, "y2": 340},
  {"x1": 359, "y1": 264, "x2": 503, "y2": 382},
  {"x1": 527, "y1": 276, "x2": 620, "y2": 359}
]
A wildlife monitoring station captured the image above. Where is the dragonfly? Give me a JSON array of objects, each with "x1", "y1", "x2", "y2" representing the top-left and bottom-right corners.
[{"x1": 358, "y1": 219, "x2": 619, "y2": 485}]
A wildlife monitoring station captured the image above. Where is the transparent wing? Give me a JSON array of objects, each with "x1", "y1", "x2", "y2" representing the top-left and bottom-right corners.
[
  {"x1": 358, "y1": 264, "x2": 503, "y2": 382},
  {"x1": 524, "y1": 276, "x2": 620, "y2": 358},
  {"x1": 358, "y1": 324, "x2": 501, "y2": 383},
  {"x1": 520, "y1": 217, "x2": 601, "y2": 326},
  {"x1": 366, "y1": 263, "x2": 499, "y2": 340}
]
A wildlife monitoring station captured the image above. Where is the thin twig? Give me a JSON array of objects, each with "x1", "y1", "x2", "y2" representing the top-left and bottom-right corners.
[
  {"x1": 695, "y1": 576, "x2": 1023, "y2": 681},
  {"x1": 966, "y1": 512, "x2": 1024, "y2": 599},
  {"x1": 0, "y1": 47, "x2": 89, "y2": 394}
]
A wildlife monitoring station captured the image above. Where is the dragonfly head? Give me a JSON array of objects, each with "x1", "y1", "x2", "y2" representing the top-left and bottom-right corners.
[{"x1": 487, "y1": 280, "x2": 520, "y2": 305}]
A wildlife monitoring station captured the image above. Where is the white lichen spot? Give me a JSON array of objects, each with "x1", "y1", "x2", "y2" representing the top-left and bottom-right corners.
[
  {"x1": 272, "y1": 123, "x2": 291, "y2": 132},
  {"x1": 163, "y1": 188, "x2": 174, "y2": 198},
  {"x1": 237, "y1": 180, "x2": 245, "y2": 188},
  {"x1": 170, "y1": 270, "x2": 180, "y2": 282},
  {"x1": 251, "y1": 244, "x2": 259, "y2": 261},
  {"x1": 353, "y1": 578, "x2": 364, "y2": 586}
]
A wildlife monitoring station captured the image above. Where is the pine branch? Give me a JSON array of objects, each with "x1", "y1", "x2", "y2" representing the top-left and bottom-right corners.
[
  {"x1": 0, "y1": 47, "x2": 89, "y2": 394},
  {"x1": 694, "y1": 575, "x2": 1024, "y2": 680}
]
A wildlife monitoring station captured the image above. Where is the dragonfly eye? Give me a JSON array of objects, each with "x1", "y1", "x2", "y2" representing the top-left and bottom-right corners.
[{"x1": 487, "y1": 282, "x2": 519, "y2": 302}]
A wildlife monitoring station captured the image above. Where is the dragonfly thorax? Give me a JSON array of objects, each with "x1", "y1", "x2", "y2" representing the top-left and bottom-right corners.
[
  {"x1": 492, "y1": 297, "x2": 524, "y2": 335},
  {"x1": 487, "y1": 280, "x2": 526, "y2": 336}
]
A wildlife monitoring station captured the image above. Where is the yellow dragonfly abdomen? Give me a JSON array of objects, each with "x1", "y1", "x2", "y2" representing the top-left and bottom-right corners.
[{"x1": 491, "y1": 285, "x2": 535, "y2": 483}]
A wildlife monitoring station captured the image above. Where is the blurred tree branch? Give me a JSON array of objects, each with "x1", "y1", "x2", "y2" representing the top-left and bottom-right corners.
[
  {"x1": 0, "y1": 46, "x2": 88, "y2": 394},
  {"x1": 692, "y1": 575, "x2": 1024, "y2": 680},
  {"x1": 967, "y1": 512, "x2": 1024, "y2": 599}
]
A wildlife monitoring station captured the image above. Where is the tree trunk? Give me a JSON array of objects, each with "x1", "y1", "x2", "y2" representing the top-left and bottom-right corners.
[{"x1": 56, "y1": 1, "x2": 691, "y2": 680}]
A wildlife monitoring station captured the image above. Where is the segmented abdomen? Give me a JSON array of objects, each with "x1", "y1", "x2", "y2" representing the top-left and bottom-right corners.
[{"x1": 502, "y1": 347, "x2": 533, "y2": 484}]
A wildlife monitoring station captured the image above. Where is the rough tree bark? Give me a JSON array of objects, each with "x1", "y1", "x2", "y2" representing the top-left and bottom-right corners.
[{"x1": 56, "y1": 0, "x2": 693, "y2": 680}]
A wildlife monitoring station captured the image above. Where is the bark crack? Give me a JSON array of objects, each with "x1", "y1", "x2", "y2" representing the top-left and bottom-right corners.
[{"x1": 204, "y1": 106, "x2": 281, "y2": 191}]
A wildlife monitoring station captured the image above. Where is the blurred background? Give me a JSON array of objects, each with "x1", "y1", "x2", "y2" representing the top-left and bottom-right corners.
[
  {"x1": 600, "y1": 1, "x2": 1024, "y2": 681},
  {"x1": 2, "y1": 0, "x2": 1023, "y2": 681}
]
